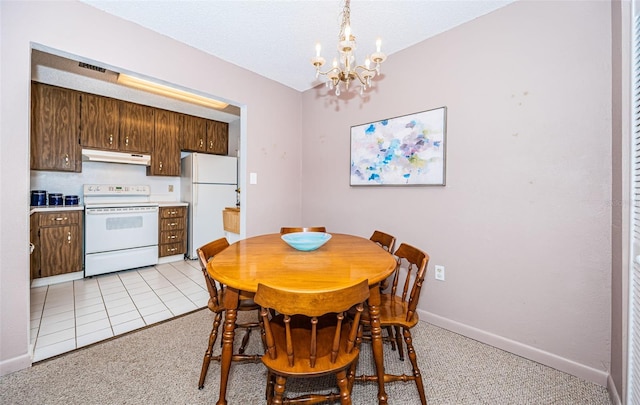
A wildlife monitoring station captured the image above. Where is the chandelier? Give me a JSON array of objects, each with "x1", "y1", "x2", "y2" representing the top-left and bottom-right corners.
[{"x1": 310, "y1": 0, "x2": 386, "y2": 96}]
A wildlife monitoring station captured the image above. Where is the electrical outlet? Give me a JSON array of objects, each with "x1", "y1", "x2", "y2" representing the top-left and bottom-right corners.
[
  {"x1": 435, "y1": 265, "x2": 445, "y2": 281},
  {"x1": 168, "y1": 185, "x2": 174, "y2": 192}
]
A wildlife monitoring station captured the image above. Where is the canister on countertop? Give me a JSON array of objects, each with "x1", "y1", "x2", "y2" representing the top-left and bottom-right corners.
[
  {"x1": 48, "y1": 193, "x2": 63, "y2": 206},
  {"x1": 64, "y1": 195, "x2": 79, "y2": 206},
  {"x1": 30, "y1": 190, "x2": 47, "y2": 206}
]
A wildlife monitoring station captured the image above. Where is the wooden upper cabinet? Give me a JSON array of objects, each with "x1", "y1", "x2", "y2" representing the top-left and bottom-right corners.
[
  {"x1": 119, "y1": 101, "x2": 154, "y2": 153},
  {"x1": 80, "y1": 93, "x2": 120, "y2": 150},
  {"x1": 206, "y1": 120, "x2": 229, "y2": 155},
  {"x1": 149, "y1": 109, "x2": 181, "y2": 176},
  {"x1": 181, "y1": 114, "x2": 208, "y2": 152},
  {"x1": 31, "y1": 82, "x2": 81, "y2": 172}
]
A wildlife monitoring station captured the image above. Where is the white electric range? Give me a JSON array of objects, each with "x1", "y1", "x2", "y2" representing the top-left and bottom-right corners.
[{"x1": 83, "y1": 184, "x2": 159, "y2": 277}]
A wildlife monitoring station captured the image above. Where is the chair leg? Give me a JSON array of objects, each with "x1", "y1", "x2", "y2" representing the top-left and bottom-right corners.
[
  {"x1": 385, "y1": 325, "x2": 397, "y2": 351},
  {"x1": 265, "y1": 371, "x2": 274, "y2": 403},
  {"x1": 403, "y1": 328, "x2": 427, "y2": 405},
  {"x1": 238, "y1": 327, "x2": 252, "y2": 354},
  {"x1": 272, "y1": 374, "x2": 287, "y2": 405},
  {"x1": 394, "y1": 325, "x2": 404, "y2": 361},
  {"x1": 335, "y1": 369, "x2": 352, "y2": 405},
  {"x1": 198, "y1": 311, "x2": 223, "y2": 389}
]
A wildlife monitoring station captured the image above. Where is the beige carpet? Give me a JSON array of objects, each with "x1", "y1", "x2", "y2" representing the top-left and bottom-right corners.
[{"x1": 0, "y1": 308, "x2": 612, "y2": 404}]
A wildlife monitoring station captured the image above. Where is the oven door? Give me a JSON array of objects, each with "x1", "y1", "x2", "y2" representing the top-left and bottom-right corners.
[{"x1": 84, "y1": 205, "x2": 159, "y2": 254}]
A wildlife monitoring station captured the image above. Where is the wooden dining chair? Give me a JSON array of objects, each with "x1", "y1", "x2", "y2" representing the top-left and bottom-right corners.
[
  {"x1": 369, "y1": 230, "x2": 398, "y2": 349},
  {"x1": 196, "y1": 237, "x2": 263, "y2": 390},
  {"x1": 280, "y1": 226, "x2": 327, "y2": 234},
  {"x1": 254, "y1": 279, "x2": 370, "y2": 405},
  {"x1": 369, "y1": 230, "x2": 396, "y2": 253},
  {"x1": 355, "y1": 243, "x2": 430, "y2": 405}
]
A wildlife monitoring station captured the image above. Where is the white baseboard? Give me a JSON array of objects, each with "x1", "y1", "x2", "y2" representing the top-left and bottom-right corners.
[
  {"x1": 421, "y1": 310, "x2": 610, "y2": 386},
  {"x1": 0, "y1": 352, "x2": 32, "y2": 377},
  {"x1": 607, "y1": 374, "x2": 622, "y2": 405}
]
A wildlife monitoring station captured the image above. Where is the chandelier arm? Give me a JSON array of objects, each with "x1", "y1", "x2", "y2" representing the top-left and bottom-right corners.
[{"x1": 316, "y1": 66, "x2": 343, "y2": 77}]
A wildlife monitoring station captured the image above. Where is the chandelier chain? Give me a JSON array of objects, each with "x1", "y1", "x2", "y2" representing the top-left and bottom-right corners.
[{"x1": 339, "y1": 0, "x2": 351, "y2": 41}]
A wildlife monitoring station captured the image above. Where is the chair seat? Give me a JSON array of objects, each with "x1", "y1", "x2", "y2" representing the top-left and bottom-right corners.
[
  {"x1": 377, "y1": 294, "x2": 419, "y2": 328},
  {"x1": 207, "y1": 288, "x2": 260, "y2": 312},
  {"x1": 261, "y1": 314, "x2": 360, "y2": 377}
]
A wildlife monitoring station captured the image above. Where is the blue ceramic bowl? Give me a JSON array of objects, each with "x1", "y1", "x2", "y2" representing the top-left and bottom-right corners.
[{"x1": 281, "y1": 232, "x2": 332, "y2": 252}]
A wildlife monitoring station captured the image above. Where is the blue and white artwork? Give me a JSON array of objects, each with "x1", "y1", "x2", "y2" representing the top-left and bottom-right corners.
[{"x1": 350, "y1": 107, "x2": 446, "y2": 186}]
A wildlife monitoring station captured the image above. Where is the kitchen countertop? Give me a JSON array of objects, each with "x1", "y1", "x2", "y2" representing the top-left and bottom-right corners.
[
  {"x1": 30, "y1": 202, "x2": 187, "y2": 215},
  {"x1": 156, "y1": 201, "x2": 188, "y2": 207},
  {"x1": 30, "y1": 206, "x2": 84, "y2": 215}
]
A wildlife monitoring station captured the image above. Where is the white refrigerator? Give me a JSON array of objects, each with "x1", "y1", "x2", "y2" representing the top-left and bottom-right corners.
[{"x1": 181, "y1": 153, "x2": 238, "y2": 259}]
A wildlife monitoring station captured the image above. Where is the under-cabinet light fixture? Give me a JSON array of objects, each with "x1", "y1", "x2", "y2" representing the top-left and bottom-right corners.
[{"x1": 117, "y1": 73, "x2": 229, "y2": 110}]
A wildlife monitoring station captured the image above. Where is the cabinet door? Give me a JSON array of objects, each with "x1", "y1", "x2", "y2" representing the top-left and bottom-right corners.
[
  {"x1": 39, "y1": 224, "x2": 82, "y2": 278},
  {"x1": 206, "y1": 120, "x2": 229, "y2": 155},
  {"x1": 149, "y1": 109, "x2": 181, "y2": 176},
  {"x1": 119, "y1": 101, "x2": 154, "y2": 153},
  {"x1": 181, "y1": 114, "x2": 207, "y2": 152},
  {"x1": 31, "y1": 82, "x2": 80, "y2": 172},
  {"x1": 81, "y1": 93, "x2": 120, "y2": 150}
]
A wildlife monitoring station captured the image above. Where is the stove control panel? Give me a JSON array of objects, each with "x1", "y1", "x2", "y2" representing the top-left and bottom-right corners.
[{"x1": 83, "y1": 184, "x2": 151, "y2": 196}]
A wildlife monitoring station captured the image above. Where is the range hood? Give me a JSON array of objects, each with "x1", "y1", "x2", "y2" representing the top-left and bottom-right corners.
[{"x1": 82, "y1": 149, "x2": 151, "y2": 166}]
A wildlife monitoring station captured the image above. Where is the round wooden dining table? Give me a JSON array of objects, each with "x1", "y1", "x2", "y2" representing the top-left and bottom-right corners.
[{"x1": 207, "y1": 232, "x2": 397, "y2": 405}]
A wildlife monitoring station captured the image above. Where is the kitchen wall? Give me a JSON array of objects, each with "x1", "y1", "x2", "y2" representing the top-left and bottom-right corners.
[
  {"x1": 31, "y1": 164, "x2": 180, "y2": 204},
  {"x1": 301, "y1": 0, "x2": 612, "y2": 387},
  {"x1": 1, "y1": 0, "x2": 302, "y2": 376}
]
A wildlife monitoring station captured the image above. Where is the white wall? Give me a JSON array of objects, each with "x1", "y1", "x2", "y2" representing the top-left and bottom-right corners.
[
  {"x1": 301, "y1": 0, "x2": 612, "y2": 385},
  {"x1": 1, "y1": 0, "x2": 303, "y2": 376}
]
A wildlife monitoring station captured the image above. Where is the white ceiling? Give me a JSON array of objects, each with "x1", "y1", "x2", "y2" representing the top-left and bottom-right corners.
[{"x1": 79, "y1": 0, "x2": 517, "y2": 92}]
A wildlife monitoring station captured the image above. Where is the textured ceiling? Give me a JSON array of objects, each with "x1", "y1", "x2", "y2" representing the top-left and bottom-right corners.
[{"x1": 79, "y1": 0, "x2": 517, "y2": 92}]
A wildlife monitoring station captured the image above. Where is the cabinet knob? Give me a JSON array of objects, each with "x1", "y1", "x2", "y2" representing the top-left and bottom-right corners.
[
  {"x1": 159, "y1": 162, "x2": 163, "y2": 171},
  {"x1": 64, "y1": 154, "x2": 70, "y2": 166},
  {"x1": 109, "y1": 134, "x2": 113, "y2": 145},
  {"x1": 125, "y1": 136, "x2": 129, "y2": 146},
  {"x1": 209, "y1": 140, "x2": 213, "y2": 149},
  {"x1": 67, "y1": 231, "x2": 71, "y2": 244},
  {"x1": 199, "y1": 139, "x2": 204, "y2": 148},
  {"x1": 53, "y1": 217, "x2": 68, "y2": 221}
]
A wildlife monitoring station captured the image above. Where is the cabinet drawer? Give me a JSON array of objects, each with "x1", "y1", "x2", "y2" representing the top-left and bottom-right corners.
[
  {"x1": 160, "y1": 230, "x2": 185, "y2": 244},
  {"x1": 160, "y1": 217, "x2": 184, "y2": 231},
  {"x1": 159, "y1": 241, "x2": 186, "y2": 257},
  {"x1": 160, "y1": 206, "x2": 186, "y2": 219},
  {"x1": 38, "y1": 211, "x2": 80, "y2": 227}
]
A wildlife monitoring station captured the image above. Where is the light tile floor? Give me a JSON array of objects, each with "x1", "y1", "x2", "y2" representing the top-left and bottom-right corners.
[{"x1": 30, "y1": 259, "x2": 207, "y2": 362}]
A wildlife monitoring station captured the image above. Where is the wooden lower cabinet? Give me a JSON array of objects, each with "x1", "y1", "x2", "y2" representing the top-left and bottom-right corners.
[
  {"x1": 30, "y1": 210, "x2": 83, "y2": 279},
  {"x1": 159, "y1": 206, "x2": 187, "y2": 257}
]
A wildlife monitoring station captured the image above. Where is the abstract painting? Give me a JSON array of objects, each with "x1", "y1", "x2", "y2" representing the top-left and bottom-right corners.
[{"x1": 350, "y1": 107, "x2": 447, "y2": 186}]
